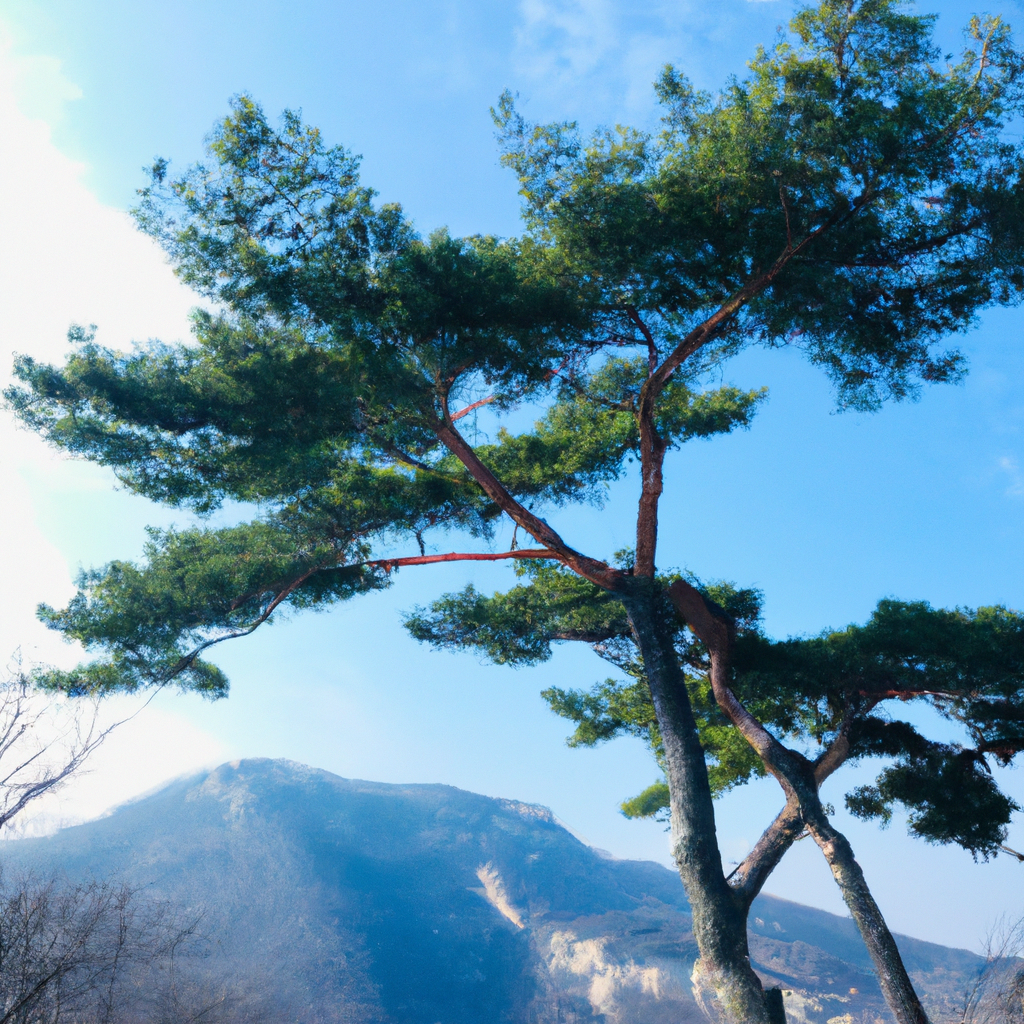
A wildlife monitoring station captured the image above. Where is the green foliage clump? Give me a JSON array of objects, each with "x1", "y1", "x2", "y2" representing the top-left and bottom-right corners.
[
  {"x1": 496, "y1": 4, "x2": 1024, "y2": 409},
  {"x1": 35, "y1": 522, "x2": 389, "y2": 697}
]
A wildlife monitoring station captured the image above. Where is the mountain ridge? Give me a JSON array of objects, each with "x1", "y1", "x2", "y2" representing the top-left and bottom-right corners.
[{"x1": 0, "y1": 758, "x2": 981, "y2": 1023}]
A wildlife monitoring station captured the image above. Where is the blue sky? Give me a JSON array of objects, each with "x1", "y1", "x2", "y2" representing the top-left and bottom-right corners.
[{"x1": 2, "y1": 0, "x2": 1024, "y2": 951}]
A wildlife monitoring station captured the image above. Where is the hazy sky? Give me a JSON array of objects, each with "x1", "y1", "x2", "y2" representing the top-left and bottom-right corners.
[{"x1": 2, "y1": 0, "x2": 1024, "y2": 952}]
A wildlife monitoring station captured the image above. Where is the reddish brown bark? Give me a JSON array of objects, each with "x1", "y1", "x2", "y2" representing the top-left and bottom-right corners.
[{"x1": 370, "y1": 549, "x2": 553, "y2": 571}]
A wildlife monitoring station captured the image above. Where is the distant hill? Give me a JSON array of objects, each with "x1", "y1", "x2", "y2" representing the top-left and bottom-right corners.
[{"x1": 0, "y1": 759, "x2": 981, "y2": 1023}]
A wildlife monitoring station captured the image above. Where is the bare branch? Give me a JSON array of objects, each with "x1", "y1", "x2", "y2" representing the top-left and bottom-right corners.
[
  {"x1": 450, "y1": 395, "x2": 497, "y2": 421},
  {"x1": 370, "y1": 548, "x2": 555, "y2": 571},
  {"x1": 0, "y1": 675, "x2": 119, "y2": 836}
]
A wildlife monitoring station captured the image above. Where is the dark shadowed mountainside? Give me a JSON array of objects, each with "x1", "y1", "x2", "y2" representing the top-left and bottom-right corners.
[{"x1": 0, "y1": 759, "x2": 982, "y2": 1023}]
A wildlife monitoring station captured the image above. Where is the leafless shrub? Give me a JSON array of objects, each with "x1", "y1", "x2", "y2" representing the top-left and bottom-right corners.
[
  {"x1": 958, "y1": 917, "x2": 1024, "y2": 1024},
  {"x1": 0, "y1": 669, "x2": 267, "y2": 1024},
  {"x1": 0, "y1": 868, "x2": 300, "y2": 1024},
  {"x1": 0, "y1": 871, "x2": 197, "y2": 1024}
]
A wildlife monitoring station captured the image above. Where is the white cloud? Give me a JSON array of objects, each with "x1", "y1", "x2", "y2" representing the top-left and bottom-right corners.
[
  {"x1": 0, "y1": 33, "x2": 184, "y2": 660},
  {"x1": 0, "y1": 29, "x2": 230, "y2": 828},
  {"x1": 514, "y1": 0, "x2": 618, "y2": 87},
  {"x1": 0, "y1": 29, "x2": 196, "y2": 662},
  {"x1": 7, "y1": 49, "x2": 82, "y2": 124}
]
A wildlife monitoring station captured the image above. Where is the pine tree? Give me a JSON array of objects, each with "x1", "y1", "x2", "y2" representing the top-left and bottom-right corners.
[{"x1": 8, "y1": 3, "x2": 1024, "y2": 1020}]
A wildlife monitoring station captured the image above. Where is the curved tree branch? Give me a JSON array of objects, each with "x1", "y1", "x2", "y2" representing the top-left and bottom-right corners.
[{"x1": 434, "y1": 415, "x2": 621, "y2": 588}]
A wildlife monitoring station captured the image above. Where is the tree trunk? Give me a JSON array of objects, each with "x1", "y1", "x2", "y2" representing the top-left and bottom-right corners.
[
  {"x1": 666, "y1": 578, "x2": 928, "y2": 1024},
  {"x1": 621, "y1": 581, "x2": 776, "y2": 1024},
  {"x1": 801, "y1": 804, "x2": 930, "y2": 1024}
]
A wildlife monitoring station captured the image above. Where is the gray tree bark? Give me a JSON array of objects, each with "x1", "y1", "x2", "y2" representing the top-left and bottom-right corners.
[
  {"x1": 622, "y1": 581, "x2": 778, "y2": 1024},
  {"x1": 801, "y1": 799, "x2": 929, "y2": 1024},
  {"x1": 436, "y1": 416, "x2": 790, "y2": 1023},
  {"x1": 668, "y1": 579, "x2": 929, "y2": 1024}
]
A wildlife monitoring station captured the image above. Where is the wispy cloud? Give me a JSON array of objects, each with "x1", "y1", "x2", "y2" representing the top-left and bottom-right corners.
[
  {"x1": 511, "y1": 0, "x2": 796, "y2": 125},
  {"x1": 514, "y1": 0, "x2": 618, "y2": 92},
  {"x1": 997, "y1": 456, "x2": 1024, "y2": 497}
]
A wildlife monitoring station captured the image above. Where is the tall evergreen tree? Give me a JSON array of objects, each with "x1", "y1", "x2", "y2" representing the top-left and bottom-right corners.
[{"x1": 7, "y1": 3, "x2": 1024, "y2": 1021}]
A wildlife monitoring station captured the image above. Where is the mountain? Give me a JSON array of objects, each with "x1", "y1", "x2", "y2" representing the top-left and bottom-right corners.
[{"x1": 0, "y1": 759, "x2": 981, "y2": 1023}]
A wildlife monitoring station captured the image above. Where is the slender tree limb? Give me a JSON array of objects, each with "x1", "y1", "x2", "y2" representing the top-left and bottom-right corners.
[
  {"x1": 449, "y1": 352, "x2": 574, "y2": 424},
  {"x1": 450, "y1": 395, "x2": 497, "y2": 421},
  {"x1": 0, "y1": 678, "x2": 122, "y2": 835},
  {"x1": 370, "y1": 548, "x2": 554, "y2": 571},
  {"x1": 434, "y1": 414, "x2": 622, "y2": 589},
  {"x1": 646, "y1": 196, "x2": 868, "y2": 406},
  {"x1": 728, "y1": 800, "x2": 805, "y2": 907},
  {"x1": 381, "y1": 444, "x2": 442, "y2": 474},
  {"x1": 140, "y1": 547, "x2": 561, "y2": 689},
  {"x1": 625, "y1": 305, "x2": 659, "y2": 375},
  {"x1": 813, "y1": 728, "x2": 853, "y2": 787},
  {"x1": 626, "y1": 307, "x2": 668, "y2": 579},
  {"x1": 165, "y1": 563, "x2": 329, "y2": 680},
  {"x1": 627, "y1": 205, "x2": 862, "y2": 580},
  {"x1": 667, "y1": 578, "x2": 807, "y2": 790}
]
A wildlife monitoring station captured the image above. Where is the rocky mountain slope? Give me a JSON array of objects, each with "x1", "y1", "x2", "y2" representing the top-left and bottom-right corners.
[{"x1": 0, "y1": 759, "x2": 982, "y2": 1023}]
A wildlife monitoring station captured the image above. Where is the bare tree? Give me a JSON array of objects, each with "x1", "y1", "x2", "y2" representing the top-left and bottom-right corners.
[
  {"x1": 0, "y1": 669, "x2": 114, "y2": 835},
  {"x1": 0, "y1": 666, "x2": 169, "y2": 1024},
  {"x1": 0, "y1": 868, "x2": 295, "y2": 1024},
  {"x1": 958, "y1": 919, "x2": 1024, "y2": 1024},
  {"x1": 0, "y1": 871, "x2": 197, "y2": 1024}
]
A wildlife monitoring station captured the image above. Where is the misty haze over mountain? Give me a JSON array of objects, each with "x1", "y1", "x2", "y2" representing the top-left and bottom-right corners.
[{"x1": 0, "y1": 759, "x2": 986, "y2": 1023}]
